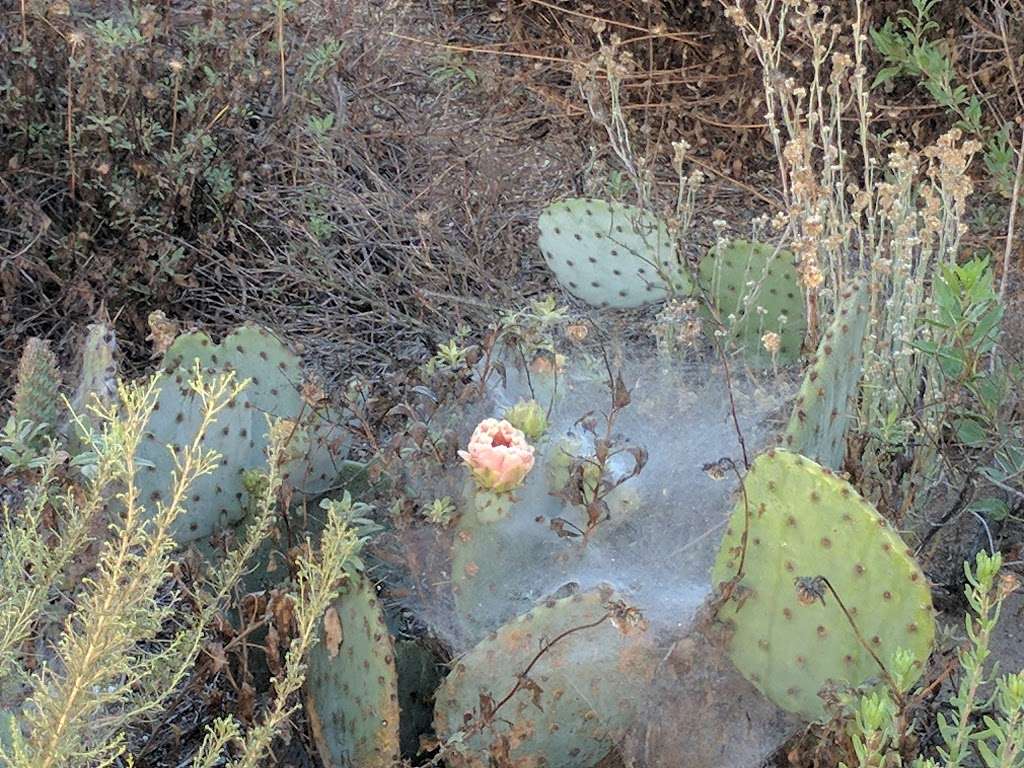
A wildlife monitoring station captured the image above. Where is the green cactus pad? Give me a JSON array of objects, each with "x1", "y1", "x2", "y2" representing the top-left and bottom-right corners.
[
  {"x1": 450, "y1": 487, "x2": 517, "y2": 641},
  {"x1": 698, "y1": 240, "x2": 806, "y2": 363},
  {"x1": 305, "y1": 572, "x2": 401, "y2": 768},
  {"x1": 538, "y1": 198, "x2": 690, "y2": 309},
  {"x1": 711, "y1": 450, "x2": 935, "y2": 721},
  {"x1": 782, "y1": 280, "x2": 869, "y2": 469},
  {"x1": 11, "y1": 338, "x2": 61, "y2": 437},
  {"x1": 161, "y1": 324, "x2": 350, "y2": 496},
  {"x1": 135, "y1": 372, "x2": 256, "y2": 542},
  {"x1": 72, "y1": 323, "x2": 118, "y2": 413},
  {"x1": 434, "y1": 586, "x2": 657, "y2": 768}
]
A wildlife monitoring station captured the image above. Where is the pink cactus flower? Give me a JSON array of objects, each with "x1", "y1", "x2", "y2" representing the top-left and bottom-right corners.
[{"x1": 458, "y1": 418, "x2": 536, "y2": 493}]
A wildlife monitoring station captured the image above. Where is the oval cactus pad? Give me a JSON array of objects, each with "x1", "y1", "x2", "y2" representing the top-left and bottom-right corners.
[
  {"x1": 434, "y1": 586, "x2": 657, "y2": 768},
  {"x1": 305, "y1": 572, "x2": 401, "y2": 768},
  {"x1": 538, "y1": 198, "x2": 690, "y2": 309},
  {"x1": 711, "y1": 450, "x2": 935, "y2": 721},
  {"x1": 698, "y1": 239, "x2": 806, "y2": 363}
]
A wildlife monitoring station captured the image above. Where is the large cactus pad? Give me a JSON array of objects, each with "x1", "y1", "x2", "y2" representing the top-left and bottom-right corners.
[
  {"x1": 538, "y1": 198, "x2": 690, "y2": 309},
  {"x1": 698, "y1": 240, "x2": 806, "y2": 363},
  {"x1": 711, "y1": 450, "x2": 935, "y2": 721},
  {"x1": 434, "y1": 586, "x2": 657, "y2": 768},
  {"x1": 135, "y1": 371, "x2": 256, "y2": 542},
  {"x1": 162, "y1": 325, "x2": 350, "y2": 491},
  {"x1": 305, "y1": 572, "x2": 401, "y2": 768},
  {"x1": 782, "y1": 280, "x2": 869, "y2": 469}
]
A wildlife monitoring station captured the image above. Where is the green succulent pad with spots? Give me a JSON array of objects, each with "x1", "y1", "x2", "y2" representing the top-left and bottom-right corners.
[
  {"x1": 136, "y1": 371, "x2": 256, "y2": 542},
  {"x1": 161, "y1": 325, "x2": 350, "y2": 496},
  {"x1": 305, "y1": 571, "x2": 401, "y2": 768},
  {"x1": 67, "y1": 323, "x2": 119, "y2": 449},
  {"x1": 711, "y1": 450, "x2": 935, "y2": 721},
  {"x1": 698, "y1": 240, "x2": 806, "y2": 363},
  {"x1": 71, "y1": 323, "x2": 118, "y2": 413},
  {"x1": 450, "y1": 481, "x2": 521, "y2": 642},
  {"x1": 434, "y1": 586, "x2": 657, "y2": 768},
  {"x1": 537, "y1": 198, "x2": 690, "y2": 308},
  {"x1": 782, "y1": 280, "x2": 869, "y2": 470}
]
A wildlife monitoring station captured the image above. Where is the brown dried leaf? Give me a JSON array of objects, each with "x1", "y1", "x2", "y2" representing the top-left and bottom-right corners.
[
  {"x1": 146, "y1": 310, "x2": 179, "y2": 357},
  {"x1": 323, "y1": 606, "x2": 343, "y2": 659}
]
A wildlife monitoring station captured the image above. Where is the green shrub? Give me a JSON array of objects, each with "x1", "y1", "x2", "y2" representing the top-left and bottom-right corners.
[{"x1": 0, "y1": 369, "x2": 360, "y2": 766}]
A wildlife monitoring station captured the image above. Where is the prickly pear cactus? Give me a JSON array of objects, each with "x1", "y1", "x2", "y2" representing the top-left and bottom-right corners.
[
  {"x1": 449, "y1": 481, "x2": 524, "y2": 641},
  {"x1": 711, "y1": 450, "x2": 935, "y2": 721},
  {"x1": 782, "y1": 280, "x2": 869, "y2": 469},
  {"x1": 11, "y1": 338, "x2": 61, "y2": 437},
  {"x1": 305, "y1": 571, "x2": 401, "y2": 768},
  {"x1": 66, "y1": 323, "x2": 119, "y2": 449},
  {"x1": 71, "y1": 323, "x2": 118, "y2": 414},
  {"x1": 537, "y1": 198, "x2": 690, "y2": 309},
  {"x1": 698, "y1": 240, "x2": 806, "y2": 363},
  {"x1": 135, "y1": 371, "x2": 256, "y2": 542},
  {"x1": 451, "y1": 434, "x2": 643, "y2": 644},
  {"x1": 161, "y1": 325, "x2": 349, "y2": 497},
  {"x1": 434, "y1": 586, "x2": 657, "y2": 768}
]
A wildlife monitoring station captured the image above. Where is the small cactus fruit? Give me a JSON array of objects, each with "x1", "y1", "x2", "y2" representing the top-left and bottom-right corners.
[
  {"x1": 11, "y1": 338, "x2": 61, "y2": 437},
  {"x1": 161, "y1": 324, "x2": 350, "y2": 498},
  {"x1": 502, "y1": 399, "x2": 548, "y2": 442},
  {"x1": 434, "y1": 586, "x2": 657, "y2": 768},
  {"x1": 136, "y1": 372, "x2": 256, "y2": 542},
  {"x1": 711, "y1": 450, "x2": 935, "y2": 721},
  {"x1": 698, "y1": 240, "x2": 806, "y2": 363},
  {"x1": 305, "y1": 572, "x2": 401, "y2": 768},
  {"x1": 782, "y1": 280, "x2": 869, "y2": 469},
  {"x1": 537, "y1": 198, "x2": 691, "y2": 309}
]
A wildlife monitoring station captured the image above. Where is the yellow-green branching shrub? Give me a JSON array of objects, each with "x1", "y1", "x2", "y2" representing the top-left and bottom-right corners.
[
  {"x1": 838, "y1": 551, "x2": 1023, "y2": 768},
  {"x1": 0, "y1": 367, "x2": 361, "y2": 767}
]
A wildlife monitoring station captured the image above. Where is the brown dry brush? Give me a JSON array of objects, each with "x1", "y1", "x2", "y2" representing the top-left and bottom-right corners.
[
  {"x1": 0, "y1": 0, "x2": 547, "y2": 401},
  {"x1": 1, "y1": 0, "x2": 1020, "y2": 399}
]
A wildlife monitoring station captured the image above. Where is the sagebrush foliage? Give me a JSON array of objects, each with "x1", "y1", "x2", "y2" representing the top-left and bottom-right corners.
[{"x1": 0, "y1": 370, "x2": 360, "y2": 767}]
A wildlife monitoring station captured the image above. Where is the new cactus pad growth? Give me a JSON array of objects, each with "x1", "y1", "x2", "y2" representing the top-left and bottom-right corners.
[
  {"x1": 698, "y1": 240, "x2": 806, "y2": 363},
  {"x1": 11, "y1": 338, "x2": 61, "y2": 440},
  {"x1": 711, "y1": 450, "x2": 935, "y2": 721},
  {"x1": 71, "y1": 323, "x2": 118, "y2": 415},
  {"x1": 305, "y1": 571, "x2": 401, "y2": 768},
  {"x1": 434, "y1": 586, "x2": 657, "y2": 768},
  {"x1": 782, "y1": 280, "x2": 869, "y2": 469},
  {"x1": 538, "y1": 198, "x2": 691, "y2": 308}
]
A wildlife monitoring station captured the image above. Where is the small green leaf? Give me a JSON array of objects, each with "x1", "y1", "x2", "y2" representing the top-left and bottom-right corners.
[
  {"x1": 872, "y1": 66, "x2": 905, "y2": 89},
  {"x1": 953, "y1": 417, "x2": 986, "y2": 447},
  {"x1": 967, "y1": 497, "x2": 1009, "y2": 522}
]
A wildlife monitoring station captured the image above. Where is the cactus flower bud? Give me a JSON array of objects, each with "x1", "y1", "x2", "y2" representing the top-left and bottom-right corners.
[
  {"x1": 503, "y1": 399, "x2": 548, "y2": 441},
  {"x1": 458, "y1": 418, "x2": 535, "y2": 493}
]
